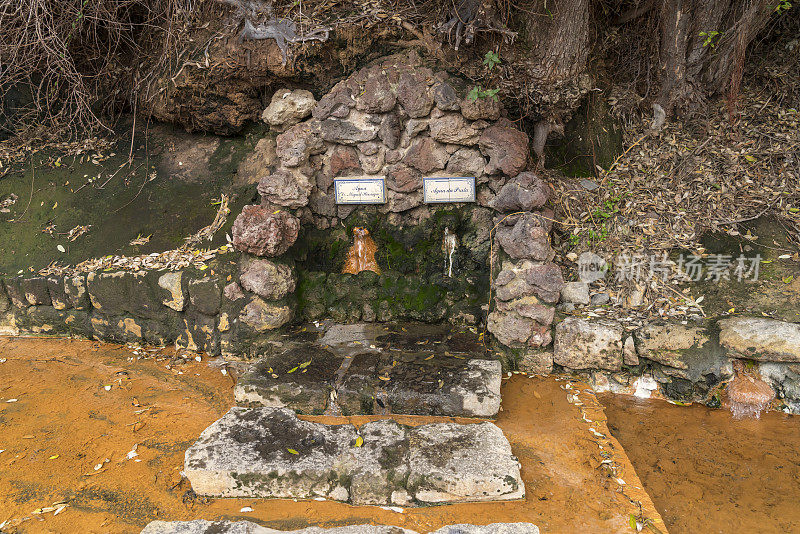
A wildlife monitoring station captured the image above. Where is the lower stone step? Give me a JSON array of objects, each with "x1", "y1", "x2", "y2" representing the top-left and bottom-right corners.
[
  {"x1": 184, "y1": 407, "x2": 524, "y2": 506},
  {"x1": 233, "y1": 347, "x2": 501, "y2": 418},
  {"x1": 141, "y1": 521, "x2": 539, "y2": 534}
]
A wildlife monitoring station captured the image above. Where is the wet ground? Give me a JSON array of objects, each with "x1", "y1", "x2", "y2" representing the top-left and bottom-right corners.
[
  {"x1": 0, "y1": 123, "x2": 255, "y2": 275},
  {"x1": 601, "y1": 393, "x2": 800, "y2": 534},
  {"x1": 0, "y1": 336, "x2": 663, "y2": 534}
]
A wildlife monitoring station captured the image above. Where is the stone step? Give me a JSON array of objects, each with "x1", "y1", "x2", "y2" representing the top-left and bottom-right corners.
[
  {"x1": 141, "y1": 521, "x2": 539, "y2": 534},
  {"x1": 234, "y1": 324, "x2": 501, "y2": 418},
  {"x1": 183, "y1": 407, "x2": 524, "y2": 506}
]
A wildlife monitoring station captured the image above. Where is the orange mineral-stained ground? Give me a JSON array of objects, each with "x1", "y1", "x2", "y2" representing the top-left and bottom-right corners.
[{"x1": 0, "y1": 336, "x2": 665, "y2": 534}]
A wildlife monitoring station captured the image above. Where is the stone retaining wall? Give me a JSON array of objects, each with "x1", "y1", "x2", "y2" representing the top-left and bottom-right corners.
[
  {"x1": 544, "y1": 315, "x2": 800, "y2": 413},
  {"x1": 0, "y1": 250, "x2": 296, "y2": 360}
]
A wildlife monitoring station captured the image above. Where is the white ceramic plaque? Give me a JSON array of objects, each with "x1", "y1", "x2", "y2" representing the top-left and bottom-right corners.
[
  {"x1": 423, "y1": 176, "x2": 476, "y2": 203},
  {"x1": 334, "y1": 176, "x2": 387, "y2": 204}
]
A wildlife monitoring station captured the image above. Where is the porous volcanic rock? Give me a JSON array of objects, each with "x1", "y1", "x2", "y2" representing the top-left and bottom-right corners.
[
  {"x1": 479, "y1": 121, "x2": 529, "y2": 176},
  {"x1": 239, "y1": 258, "x2": 296, "y2": 300},
  {"x1": 495, "y1": 214, "x2": 552, "y2": 261},
  {"x1": 257, "y1": 169, "x2": 313, "y2": 209},
  {"x1": 490, "y1": 172, "x2": 550, "y2": 212},
  {"x1": 262, "y1": 89, "x2": 316, "y2": 130},
  {"x1": 231, "y1": 205, "x2": 300, "y2": 257}
]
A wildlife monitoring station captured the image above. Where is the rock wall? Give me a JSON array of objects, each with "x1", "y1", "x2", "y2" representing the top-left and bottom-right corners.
[
  {"x1": 0, "y1": 250, "x2": 296, "y2": 360},
  {"x1": 230, "y1": 52, "x2": 564, "y2": 332},
  {"x1": 546, "y1": 316, "x2": 800, "y2": 414},
  {"x1": 1, "y1": 53, "x2": 564, "y2": 364}
]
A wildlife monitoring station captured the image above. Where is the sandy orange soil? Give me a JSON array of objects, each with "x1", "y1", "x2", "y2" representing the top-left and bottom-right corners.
[{"x1": 0, "y1": 336, "x2": 665, "y2": 533}]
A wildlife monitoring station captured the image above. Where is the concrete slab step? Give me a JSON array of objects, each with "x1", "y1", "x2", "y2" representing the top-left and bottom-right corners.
[
  {"x1": 183, "y1": 407, "x2": 524, "y2": 506},
  {"x1": 140, "y1": 521, "x2": 539, "y2": 534},
  {"x1": 234, "y1": 324, "x2": 501, "y2": 418}
]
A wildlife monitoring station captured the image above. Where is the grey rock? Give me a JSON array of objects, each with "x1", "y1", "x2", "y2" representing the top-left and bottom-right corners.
[
  {"x1": 140, "y1": 521, "x2": 537, "y2": 534},
  {"x1": 495, "y1": 214, "x2": 552, "y2": 261},
  {"x1": 46, "y1": 276, "x2": 70, "y2": 310},
  {"x1": 579, "y1": 179, "x2": 599, "y2": 191},
  {"x1": 461, "y1": 92, "x2": 501, "y2": 121},
  {"x1": 490, "y1": 172, "x2": 549, "y2": 212},
  {"x1": 634, "y1": 323, "x2": 712, "y2": 369},
  {"x1": 239, "y1": 296, "x2": 293, "y2": 332},
  {"x1": 188, "y1": 276, "x2": 221, "y2": 316},
  {"x1": 719, "y1": 317, "x2": 800, "y2": 362},
  {"x1": 397, "y1": 71, "x2": 434, "y2": 118},
  {"x1": 313, "y1": 88, "x2": 355, "y2": 120},
  {"x1": 262, "y1": 89, "x2": 316, "y2": 130},
  {"x1": 577, "y1": 252, "x2": 608, "y2": 283},
  {"x1": 623, "y1": 336, "x2": 638, "y2": 366},
  {"x1": 429, "y1": 114, "x2": 480, "y2": 145},
  {"x1": 432, "y1": 81, "x2": 460, "y2": 111},
  {"x1": 560, "y1": 282, "x2": 590, "y2": 305},
  {"x1": 378, "y1": 113, "x2": 402, "y2": 150},
  {"x1": 404, "y1": 137, "x2": 449, "y2": 174},
  {"x1": 494, "y1": 261, "x2": 564, "y2": 304},
  {"x1": 487, "y1": 309, "x2": 552, "y2": 348},
  {"x1": 276, "y1": 123, "x2": 324, "y2": 167},
  {"x1": 320, "y1": 116, "x2": 380, "y2": 145},
  {"x1": 64, "y1": 273, "x2": 90, "y2": 310},
  {"x1": 478, "y1": 121, "x2": 528, "y2": 176},
  {"x1": 590, "y1": 292, "x2": 610, "y2": 306},
  {"x1": 446, "y1": 148, "x2": 485, "y2": 178},
  {"x1": 554, "y1": 318, "x2": 623, "y2": 371},
  {"x1": 258, "y1": 169, "x2": 313, "y2": 209},
  {"x1": 759, "y1": 362, "x2": 800, "y2": 414},
  {"x1": 184, "y1": 407, "x2": 524, "y2": 505},
  {"x1": 234, "y1": 347, "x2": 342, "y2": 414},
  {"x1": 355, "y1": 75, "x2": 396, "y2": 113},
  {"x1": 239, "y1": 258, "x2": 296, "y2": 300},
  {"x1": 518, "y1": 349, "x2": 554, "y2": 375}
]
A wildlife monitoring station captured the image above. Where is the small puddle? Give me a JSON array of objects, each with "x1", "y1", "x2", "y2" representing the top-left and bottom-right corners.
[{"x1": 600, "y1": 393, "x2": 800, "y2": 533}]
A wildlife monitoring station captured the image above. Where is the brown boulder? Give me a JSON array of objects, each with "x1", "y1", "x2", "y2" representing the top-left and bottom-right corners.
[
  {"x1": 495, "y1": 213, "x2": 552, "y2": 261},
  {"x1": 397, "y1": 71, "x2": 434, "y2": 118},
  {"x1": 479, "y1": 121, "x2": 529, "y2": 176},
  {"x1": 231, "y1": 205, "x2": 300, "y2": 257},
  {"x1": 490, "y1": 172, "x2": 550, "y2": 212},
  {"x1": 403, "y1": 137, "x2": 448, "y2": 173},
  {"x1": 257, "y1": 169, "x2": 313, "y2": 209}
]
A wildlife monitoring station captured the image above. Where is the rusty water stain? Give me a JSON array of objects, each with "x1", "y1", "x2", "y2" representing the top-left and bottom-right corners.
[{"x1": 601, "y1": 392, "x2": 800, "y2": 533}]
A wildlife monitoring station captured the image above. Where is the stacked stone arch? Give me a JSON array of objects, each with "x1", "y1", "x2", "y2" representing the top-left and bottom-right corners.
[{"x1": 229, "y1": 51, "x2": 564, "y2": 361}]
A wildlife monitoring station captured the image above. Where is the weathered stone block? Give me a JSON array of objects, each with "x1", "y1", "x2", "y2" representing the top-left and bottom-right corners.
[
  {"x1": 719, "y1": 317, "x2": 800, "y2": 362},
  {"x1": 3, "y1": 276, "x2": 52, "y2": 307},
  {"x1": 139, "y1": 521, "x2": 539, "y2": 534},
  {"x1": 176, "y1": 310, "x2": 218, "y2": 355},
  {"x1": 46, "y1": 276, "x2": 71, "y2": 310},
  {"x1": 234, "y1": 347, "x2": 342, "y2": 414},
  {"x1": 64, "y1": 273, "x2": 91, "y2": 310},
  {"x1": 554, "y1": 318, "x2": 623, "y2": 371},
  {"x1": 239, "y1": 296, "x2": 293, "y2": 333},
  {"x1": 0, "y1": 282, "x2": 9, "y2": 312},
  {"x1": 86, "y1": 271, "x2": 164, "y2": 320},
  {"x1": 89, "y1": 312, "x2": 144, "y2": 344},
  {"x1": 239, "y1": 258, "x2": 296, "y2": 301},
  {"x1": 188, "y1": 276, "x2": 222, "y2": 316},
  {"x1": 184, "y1": 407, "x2": 524, "y2": 505}
]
